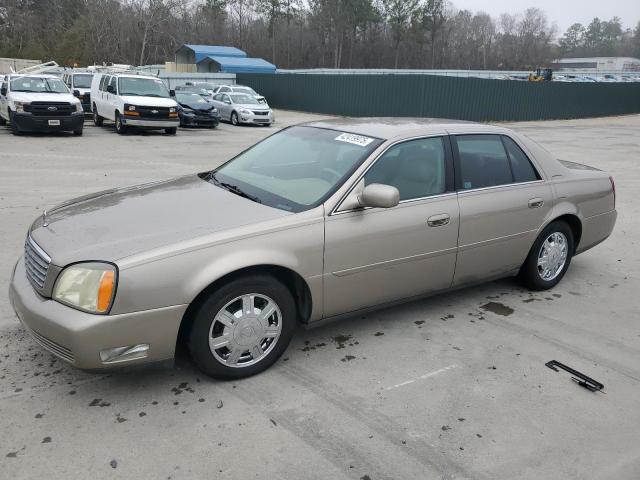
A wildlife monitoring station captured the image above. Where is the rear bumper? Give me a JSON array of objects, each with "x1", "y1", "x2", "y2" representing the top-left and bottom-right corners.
[
  {"x1": 121, "y1": 118, "x2": 179, "y2": 129},
  {"x1": 13, "y1": 112, "x2": 84, "y2": 132},
  {"x1": 576, "y1": 209, "x2": 617, "y2": 255},
  {"x1": 9, "y1": 257, "x2": 187, "y2": 369}
]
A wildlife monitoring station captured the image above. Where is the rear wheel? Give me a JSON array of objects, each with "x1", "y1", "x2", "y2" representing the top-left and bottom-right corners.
[
  {"x1": 231, "y1": 111, "x2": 239, "y2": 126},
  {"x1": 188, "y1": 274, "x2": 296, "y2": 379},
  {"x1": 115, "y1": 112, "x2": 127, "y2": 135},
  {"x1": 518, "y1": 221, "x2": 574, "y2": 290},
  {"x1": 165, "y1": 127, "x2": 177, "y2": 135},
  {"x1": 92, "y1": 104, "x2": 103, "y2": 126}
]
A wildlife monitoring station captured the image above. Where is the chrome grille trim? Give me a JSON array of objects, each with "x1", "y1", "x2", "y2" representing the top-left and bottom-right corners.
[
  {"x1": 25, "y1": 325, "x2": 75, "y2": 363},
  {"x1": 24, "y1": 235, "x2": 51, "y2": 289}
]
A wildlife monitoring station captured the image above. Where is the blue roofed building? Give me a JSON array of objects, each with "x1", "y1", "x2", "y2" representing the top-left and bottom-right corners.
[
  {"x1": 197, "y1": 55, "x2": 276, "y2": 74},
  {"x1": 175, "y1": 45, "x2": 247, "y2": 65}
]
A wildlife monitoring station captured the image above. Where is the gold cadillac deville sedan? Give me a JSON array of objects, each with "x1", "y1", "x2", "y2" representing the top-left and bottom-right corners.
[{"x1": 9, "y1": 119, "x2": 617, "y2": 378}]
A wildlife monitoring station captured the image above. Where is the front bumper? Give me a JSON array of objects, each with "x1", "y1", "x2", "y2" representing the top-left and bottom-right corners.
[
  {"x1": 180, "y1": 113, "x2": 220, "y2": 127},
  {"x1": 121, "y1": 117, "x2": 180, "y2": 129},
  {"x1": 9, "y1": 257, "x2": 187, "y2": 369},
  {"x1": 238, "y1": 111, "x2": 274, "y2": 125},
  {"x1": 12, "y1": 112, "x2": 84, "y2": 132}
]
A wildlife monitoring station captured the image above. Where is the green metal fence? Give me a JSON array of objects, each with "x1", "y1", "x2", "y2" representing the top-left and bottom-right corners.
[{"x1": 237, "y1": 73, "x2": 640, "y2": 121}]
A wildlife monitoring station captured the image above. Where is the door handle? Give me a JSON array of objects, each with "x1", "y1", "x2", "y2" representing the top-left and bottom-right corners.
[
  {"x1": 528, "y1": 198, "x2": 544, "y2": 208},
  {"x1": 427, "y1": 213, "x2": 450, "y2": 227}
]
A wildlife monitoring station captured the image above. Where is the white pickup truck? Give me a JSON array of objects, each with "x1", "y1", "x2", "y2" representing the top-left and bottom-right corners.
[
  {"x1": 91, "y1": 72, "x2": 180, "y2": 135},
  {"x1": 0, "y1": 74, "x2": 85, "y2": 136}
]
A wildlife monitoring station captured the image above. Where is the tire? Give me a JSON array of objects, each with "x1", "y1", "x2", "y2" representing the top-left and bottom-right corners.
[
  {"x1": 92, "y1": 105, "x2": 103, "y2": 127},
  {"x1": 73, "y1": 128, "x2": 83, "y2": 136},
  {"x1": 114, "y1": 112, "x2": 127, "y2": 135},
  {"x1": 165, "y1": 127, "x2": 177, "y2": 135},
  {"x1": 9, "y1": 110, "x2": 20, "y2": 135},
  {"x1": 231, "y1": 111, "x2": 239, "y2": 126},
  {"x1": 518, "y1": 221, "x2": 574, "y2": 291},
  {"x1": 0, "y1": 113, "x2": 6, "y2": 126},
  {"x1": 188, "y1": 274, "x2": 296, "y2": 379}
]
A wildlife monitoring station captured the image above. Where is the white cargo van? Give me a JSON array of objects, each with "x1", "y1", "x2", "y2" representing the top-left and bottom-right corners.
[{"x1": 91, "y1": 72, "x2": 179, "y2": 134}]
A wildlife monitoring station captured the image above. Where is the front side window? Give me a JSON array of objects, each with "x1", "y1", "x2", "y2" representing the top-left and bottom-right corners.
[
  {"x1": 364, "y1": 137, "x2": 446, "y2": 201},
  {"x1": 456, "y1": 135, "x2": 513, "y2": 189},
  {"x1": 118, "y1": 77, "x2": 169, "y2": 98},
  {"x1": 207, "y1": 126, "x2": 383, "y2": 212},
  {"x1": 10, "y1": 76, "x2": 68, "y2": 93}
]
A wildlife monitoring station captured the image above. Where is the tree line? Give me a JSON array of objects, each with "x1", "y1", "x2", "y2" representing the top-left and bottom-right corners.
[{"x1": 1, "y1": 0, "x2": 639, "y2": 70}]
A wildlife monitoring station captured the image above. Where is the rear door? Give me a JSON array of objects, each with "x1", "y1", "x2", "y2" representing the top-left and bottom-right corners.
[{"x1": 452, "y1": 134, "x2": 552, "y2": 286}]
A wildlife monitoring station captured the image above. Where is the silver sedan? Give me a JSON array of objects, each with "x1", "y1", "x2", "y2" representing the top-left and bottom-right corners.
[{"x1": 210, "y1": 92, "x2": 273, "y2": 126}]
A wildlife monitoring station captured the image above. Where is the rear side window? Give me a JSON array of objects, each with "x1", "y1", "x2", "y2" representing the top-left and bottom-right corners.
[
  {"x1": 456, "y1": 135, "x2": 513, "y2": 189},
  {"x1": 502, "y1": 136, "x2": 540, "y2": 182}
]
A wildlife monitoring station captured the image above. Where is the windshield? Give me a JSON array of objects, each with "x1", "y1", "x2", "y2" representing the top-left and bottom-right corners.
[
  {"x1": 234, "y1": 87, "x2": 257, "y2": 95},
  {"x1": 230, "y1": 94, "x2": 259, "y2": 105},
  {"x1": 10, "y1": 76, "x2": 68, "y2": 93},
  {"x1": 206, "y1": 126, "x2": 383, "y2": 212},
  {"x1": 177, "y1": 93, "x2": 208, "y2": 104},
  {"x1": 73, "y1": 74, "x2": 93, "y2": 88},
  {"x1": 118, "y1": 77, "x2": 169, "y2": 97}
]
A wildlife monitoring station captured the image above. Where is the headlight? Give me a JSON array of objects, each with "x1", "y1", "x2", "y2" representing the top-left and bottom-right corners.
[
  {"x1": 127, "y1": 105, "x2": 136, "y2": 111},
  {"x1": 74, "y1": 101, "x2": 83, "y2": 112},
  {"x1": 53, "y1": 262, "x2": 117, "y2": 314},
  {"x1": 169, "y1": 107, "x2": 176, "y2": 113},
  {"x1": 211, "y1": 107, "x2": 218, "y2": 113},
  {"x1": 239, "y1": 109, "x2": 251, "y2": 115},
  {"x1": 14, "y1": 101, "x2": 30, "y2": 113}
]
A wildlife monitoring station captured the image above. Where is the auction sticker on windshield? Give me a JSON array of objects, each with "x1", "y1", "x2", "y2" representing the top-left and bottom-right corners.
[{"x1": 335, "y1": 132, "x2": 374, "y2": 147}]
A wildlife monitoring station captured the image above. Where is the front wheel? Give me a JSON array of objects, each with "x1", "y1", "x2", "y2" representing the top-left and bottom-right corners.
[
  {"x1": 73, "y1": 128, "x2": 83, "y2": 136},
  {"x1": 231, "y1": 111, "x2": 239, "y2": 126},
  {"x1": 165, "y1": 127, "x2": 177, "y2": 135},
  {"x1": 9, "y1": 111, "x2": 20, "y2": 135},
  {"x1": 188, "y1": 275, "x2": 296, "y2": 379},
  {"x1": 0, "y1": 113, "x2": 6, "y2": 126},
  {"x1": 518, "y1": 221, "x2": 574, "y2": 291},
  {"x1": 115, "y1": 112, "x2": 127, "y2": 135}
]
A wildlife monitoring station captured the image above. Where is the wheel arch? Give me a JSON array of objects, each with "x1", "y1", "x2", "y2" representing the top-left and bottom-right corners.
[
  {"x1": 176, "y1": 264, "x2": 313, "y2": 350},
  {"x1": 552, "y1": 213, "x2": 582, "y2": 252}
]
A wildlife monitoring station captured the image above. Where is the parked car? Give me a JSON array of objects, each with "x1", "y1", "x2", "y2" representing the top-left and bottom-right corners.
[
  {"x1": 181, "y1": 81, "x2": 218, "y2": 96},
  {"x1": 212, "y1": 84, "x2": 267, "y2": 104},
  {"x1": 172, "y1": 91, "x2": 220, "y2": 128},
  {"x1": 9, "y1": 119, "x2": 617, "y2": 379},
  {"x1": 62, "y1": 71, "x2": 94, "y2": 113},
  {"x1": 0, "y1": 74, "x2": 84, "y2": 135},
  {"x1": 91, "y1": 72, "x2": 179, "y2": 134},
  {"x1": 210, "y1": 92, "x2": 273, "y2": 126}
]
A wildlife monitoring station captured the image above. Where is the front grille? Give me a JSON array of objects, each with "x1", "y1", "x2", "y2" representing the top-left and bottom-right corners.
[
  {"x1": 195, "y1": 110, "x2": 215, "y2": 117},
  {"x1": 26, "y1": 102, "x2": 74, "y2": 117},
  {"x1": 26, "y1": 326, "x2": 75, "y2": 363},
  {"x1": 137, "y1": 106, "x2": 171, "y2": 119},
  {"x1": 252, "y1": 111, "x2": 269, "y2": 116},
  {"x1": 24, "y1": 235, "x2": 50, "y2": 289}
]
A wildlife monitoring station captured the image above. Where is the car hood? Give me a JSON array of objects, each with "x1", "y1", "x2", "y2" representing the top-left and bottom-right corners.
[
  {"x1": 119, "y1": 96, "x2": 178, "y2": 108},
  {"x1": 180, "y1": 101, "x2": 216, "y2": 111},
  {"x1": 29, "y1": 175, "x2": 290, "y2": 267},
  {"x1": 235, "y1": 103, "x2": 270, "y2": 111},
  {"x1": 10, "y1": 92, "x2": 77, "y2": 103}
]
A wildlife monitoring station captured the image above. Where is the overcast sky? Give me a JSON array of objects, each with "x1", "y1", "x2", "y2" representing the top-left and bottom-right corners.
[{"x1": 451, "y1": 0, "x2": 640, "y2": 34}]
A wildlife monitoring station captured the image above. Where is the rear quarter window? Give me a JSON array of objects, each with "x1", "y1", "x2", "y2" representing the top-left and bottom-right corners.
[{"x1": 502, "y1": 136, "x2": 540, "y2": 182}]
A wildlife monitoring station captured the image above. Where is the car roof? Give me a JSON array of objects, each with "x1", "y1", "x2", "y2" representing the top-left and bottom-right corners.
[
  {"x1": 300, "y1": 117, "x2": 505, "y2": 140},
  {"x1": 9, "y1": 74, "x2": 60, "y2": 79}
]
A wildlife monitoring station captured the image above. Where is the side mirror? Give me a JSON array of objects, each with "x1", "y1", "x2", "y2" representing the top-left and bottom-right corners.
[
  {"x1": 360, "y1": 183, "x2": 400, "y2": 208},
  {"x1": 73, "y1": 89, "x2": 80, "y2": 97},
  {"x1": 339, "y1": 181, "x2": 399, "y2": 211},
  {"x1": 0, "y1": 87, "x2": 6, "y2": 96},
  {"x1": 169, "y1": 89, "x2": 175, "y2": 97},
  {"x1": 106, "y1": 85, "x2": 115, "y2": 94}
]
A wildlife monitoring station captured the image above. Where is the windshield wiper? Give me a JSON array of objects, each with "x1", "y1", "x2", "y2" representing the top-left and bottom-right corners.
[{"x1": 209, "y1": 173, "x2": 262, "y2": 204}]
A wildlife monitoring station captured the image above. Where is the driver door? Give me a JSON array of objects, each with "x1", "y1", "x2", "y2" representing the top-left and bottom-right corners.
[{"x1": 323, "y1": 135, "x2": 460, "y2": 317}]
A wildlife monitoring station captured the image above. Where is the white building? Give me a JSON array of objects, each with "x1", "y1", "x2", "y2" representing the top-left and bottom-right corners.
[{"x1": 551, "y1": 57, "x2": 640, "y2": 73}]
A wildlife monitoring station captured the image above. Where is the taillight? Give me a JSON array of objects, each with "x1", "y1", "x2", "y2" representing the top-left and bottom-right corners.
[{"x1": 610, "y1": 176, "x2": 616, "y2": 209}]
